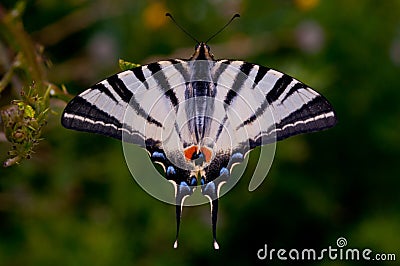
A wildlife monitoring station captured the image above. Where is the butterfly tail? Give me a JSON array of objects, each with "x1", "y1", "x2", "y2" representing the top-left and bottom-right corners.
[
  {"x1": 202, "y1": 181, "x2": 220, "y2": 250},
  {"x1": 173, "y1": 181, "x2": 193, "y2": 249}
]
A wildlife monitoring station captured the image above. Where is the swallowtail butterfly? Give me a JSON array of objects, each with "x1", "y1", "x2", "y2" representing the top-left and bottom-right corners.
[{"x1": 61, "y1": 14, "x2": 337, "y2": 249}]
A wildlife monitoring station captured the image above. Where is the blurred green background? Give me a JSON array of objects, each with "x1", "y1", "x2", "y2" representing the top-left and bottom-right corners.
[{"x1": 1, "y1": 0, "x2": 400, "y2": 265}]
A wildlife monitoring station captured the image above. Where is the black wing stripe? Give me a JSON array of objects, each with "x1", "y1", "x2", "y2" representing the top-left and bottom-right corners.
[
  {"x1": 238, "y1": 81, "x2": 306, "y2": 128},
  {"x1": 281, "y1": 82, "x2": 305, "y2": 102},
  {"x1": 93, "y1": 83, "x2": 118, "y2": 103},
  {"x1": 212, "y1": 60, "x2": 231, "y2": 99},
  {"x1": 210, "y1": 60, "x2": 231, "y2": 142},
  {"x1": 224, "y1": 62, "x2": 254, "y2": 105},
  {"x1": 215, "y1": 62, "x2": 254, "y2": 142},
  {"x1": 213, "y1": 60, "x2": 231, "y2": 82},
  {"x1": 253, "y1": 65, "x2": 270, "y2": 88},
  {"x1": 215, "y1": 115, "x2": 228, "y2": 143},
  {"x1": 170, "y1": 59, "x2": 190, "y2": 81},
  {"x1": 237, "y1": 99, "x2": 268, "y2": 128},
  {"x1": 62, "y1": 96, "x2": 146, "y2": 143},
  {"x1": 265, "y1": 74, "x2": 293, "y2": 104},
  {"x1": 107, "y1": 75, "x2": 133, "y2": 103},
  {"x1": 131, "y1": 67, "x2": 149, "y2": 90},
  {"x1": 218, "y1": 62, "x2": 254, "y2": 136},
  {"x1": 102, "y1": 77, "x2": 163, "y2": 128},
  {"x1": 147, "y1": 62, "x2": 179, "y2": 107},
  {"x1": 129, "y1": 94, "x2": 163, "y2": 128}
]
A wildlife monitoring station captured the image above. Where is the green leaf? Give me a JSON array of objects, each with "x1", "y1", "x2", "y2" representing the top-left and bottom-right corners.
[{"x1": 119, "y1": 59, "x2": 140, "y2": 71}]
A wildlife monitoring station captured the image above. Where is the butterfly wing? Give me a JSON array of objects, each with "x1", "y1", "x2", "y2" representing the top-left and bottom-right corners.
[
  {"x1": 210, "y1": 60, "x2": 337, "y2": 149},
  {"x1": 62, "y1": 60, "x2": 184, "y2": 145},
  {"x1": 199, "y1": 60, "x2": 336, "y2": 185},
  {"x1": 198, "y1": 60, "x2": 337, "y2": 247},
  {"x1": 61, "y1": 60, "x2": 200, "y2": 248}
]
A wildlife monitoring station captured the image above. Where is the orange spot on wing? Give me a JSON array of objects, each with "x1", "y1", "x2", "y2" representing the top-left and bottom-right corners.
[
  {"x1": 184, "y1": 146, "x2": 197, "y2": 161},
  {"x1": 200, "y1": 147, "x2": 213, "y2": 163}
]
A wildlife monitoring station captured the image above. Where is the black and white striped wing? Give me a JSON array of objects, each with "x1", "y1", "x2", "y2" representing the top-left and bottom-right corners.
[
  {"x1": 193, "y1": 60, "x2": 336, "y2": 197},
  {"x1": 211, "y1": 60, "x2": 336, "y2": 151},
  {"x1": 61, "y1": 60, "x2": 188, "y2": 147}
]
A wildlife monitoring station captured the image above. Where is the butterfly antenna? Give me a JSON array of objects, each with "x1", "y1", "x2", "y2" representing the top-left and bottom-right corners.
[
  {"x1": 166, "y1": 13, "x2": 200, "y2": 43},
  {"x1": 205, "y1": 13, "x2": 240, "y2": 44}
]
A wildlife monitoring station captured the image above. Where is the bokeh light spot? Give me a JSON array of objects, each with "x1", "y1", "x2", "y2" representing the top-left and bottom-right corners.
[{"x1": 143, "y1": 2, "x2": 168, "y2": 29}]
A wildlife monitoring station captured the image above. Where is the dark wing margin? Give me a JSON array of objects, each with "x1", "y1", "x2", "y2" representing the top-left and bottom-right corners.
[
  {"x1": 62, "y1": 94, "x2": 126, "y2": 140},
  {"x1": 272, "y1": 92, "x2": 337, "y2": 141}
]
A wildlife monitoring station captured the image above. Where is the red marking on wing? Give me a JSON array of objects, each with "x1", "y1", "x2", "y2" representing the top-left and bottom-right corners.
[
  {"x1": 184, "y1": 146, "x2": 197, "y2": 161},
  {"x1": 200, "y1": 146, "x2": 213, "y2": 163},
  {"x1": 183, "y1": 145, "x2": 213, "y2": 163}
]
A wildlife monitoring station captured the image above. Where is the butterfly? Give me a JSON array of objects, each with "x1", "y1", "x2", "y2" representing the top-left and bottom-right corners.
[{"x1": 61, "y1": 14, "x2": 337, "y2": 249}]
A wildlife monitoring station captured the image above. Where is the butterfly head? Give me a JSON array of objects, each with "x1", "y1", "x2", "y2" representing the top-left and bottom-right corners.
[{"x1": 191, "y1": 42, "x2": 214, "y2": 61}]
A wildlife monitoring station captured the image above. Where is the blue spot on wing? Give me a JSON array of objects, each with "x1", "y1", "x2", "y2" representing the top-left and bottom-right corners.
[
  {"x1": 180, "y1": 181, "x2": 189, "y2": 187},
  {"x1": 190, "y1": 177, "x2": 197, "y2": 186},
  {"x1": 167, "y1": 166, "x2": 176, "y2": 176},
  {"x1": 219, "y1": 167, "x2": 229, "y2": 177},
  {"x1": 152, "y1": 151, "x2": 166, "y2": 160}
]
